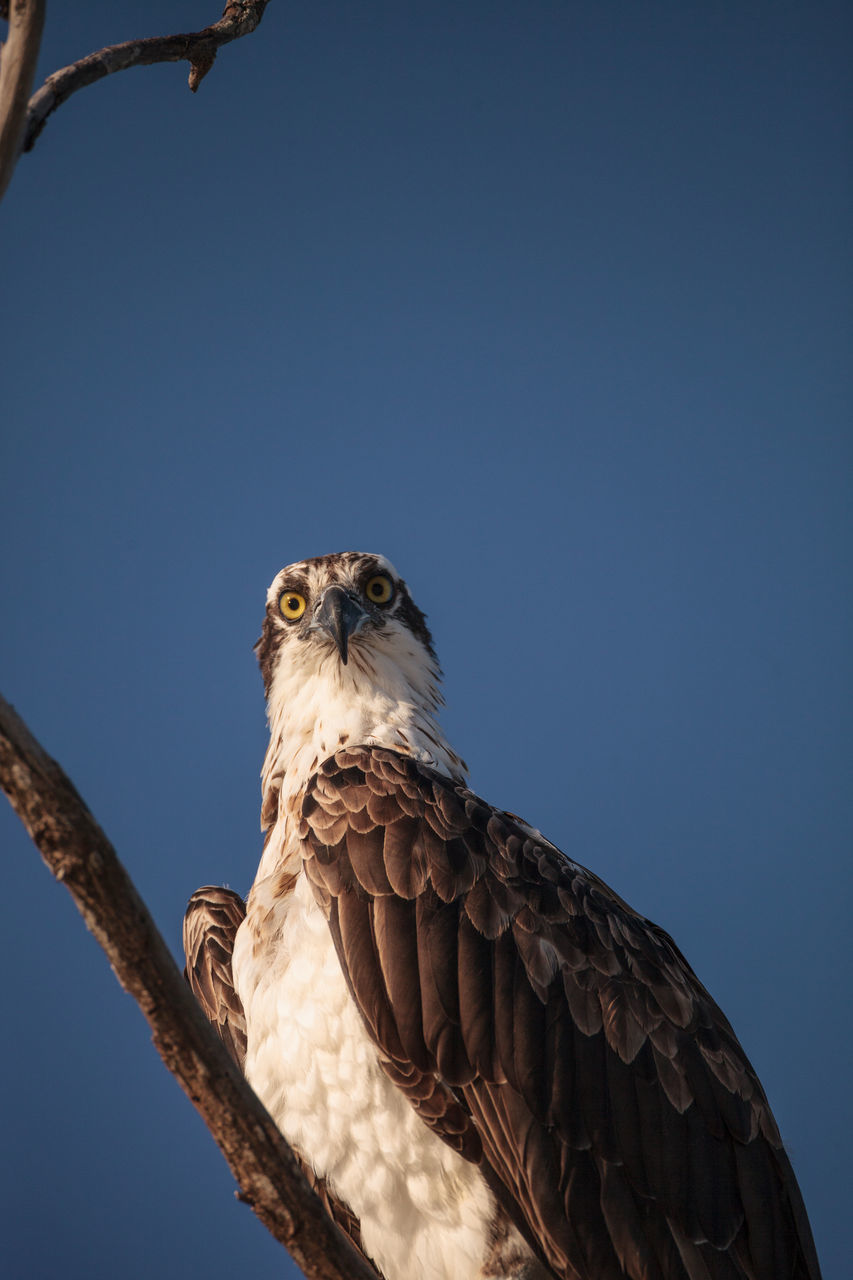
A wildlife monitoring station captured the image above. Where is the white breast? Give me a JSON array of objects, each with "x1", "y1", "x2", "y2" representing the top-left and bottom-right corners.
[{"x1": 233, "y1": 873, "x2": 502, "y2": 1280}]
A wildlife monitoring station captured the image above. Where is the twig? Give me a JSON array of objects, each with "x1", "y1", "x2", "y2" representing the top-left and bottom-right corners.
[
  {"x1": 0, "y1": 0, "x2": 46, "y2": 201},
  {"x1": 22, "y1": 1, "x2": 271, "y2": 154},
  {"x1": 0, "y1": 692, "x2": 377, "y2": 1280}
]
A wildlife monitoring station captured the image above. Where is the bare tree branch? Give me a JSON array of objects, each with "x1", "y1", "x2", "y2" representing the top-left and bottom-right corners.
[
  {"x1": 0, "y1": 0, "x2": 46, "y2": 202},
  {"x1": 0, "y1": 692, "x2": 377, "y2": 1280},
  {"x1": 0, "y1": 1, "x2": 271, "y2": 202}
]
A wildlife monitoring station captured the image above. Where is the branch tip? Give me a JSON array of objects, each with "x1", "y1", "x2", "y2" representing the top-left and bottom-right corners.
[{"x1": 189, "y1": 48, "x2": 217, "y2": 92}]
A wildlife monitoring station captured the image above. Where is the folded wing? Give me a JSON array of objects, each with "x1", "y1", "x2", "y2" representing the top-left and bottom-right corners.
[{"x1": 299, "y1": 746, "x2": 822, "y2": 1280}]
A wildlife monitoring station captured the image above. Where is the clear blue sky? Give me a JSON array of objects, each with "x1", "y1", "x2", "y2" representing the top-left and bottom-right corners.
[{"x1": 2, "y1": 3, "x2": 850, "y2": 1277}]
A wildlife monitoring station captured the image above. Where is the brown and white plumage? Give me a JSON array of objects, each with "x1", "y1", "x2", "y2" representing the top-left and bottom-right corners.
[
  {"x1": 184, "y1": 885, "x2": 247, "y2": 1068},
  {"x1": 185, "y1": 551, "x2": 821, "y2": 1280}
]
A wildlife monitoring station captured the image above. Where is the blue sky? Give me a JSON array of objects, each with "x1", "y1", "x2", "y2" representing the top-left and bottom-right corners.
[{"x1": 1, "y1": 3, "x2": 850, "y2": 1277}]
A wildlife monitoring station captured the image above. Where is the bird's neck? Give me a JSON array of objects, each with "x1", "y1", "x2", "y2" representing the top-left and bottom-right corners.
[{"x1": 256, "y1": 648, "x2": 465, "y2": 880}]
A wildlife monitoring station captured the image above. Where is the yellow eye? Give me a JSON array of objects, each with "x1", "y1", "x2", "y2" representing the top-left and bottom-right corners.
[
  {"x1": 279, "y1": 591, "x2": 307, "y2": 621},
  {"x1": 365, "y1": 574, "x2": 394, "y2": 605}
]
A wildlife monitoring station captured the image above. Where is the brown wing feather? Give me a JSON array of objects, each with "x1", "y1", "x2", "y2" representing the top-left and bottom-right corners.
[
  {"x1": 299, "y1": 747, "x2": 822, "y2": 1280},
  {"x1": 182, "y1": 884, "x2": 382, "y2": 1277},
  {"x1": 183, "y1": 885, "x2": 248, "y2": 1069}
]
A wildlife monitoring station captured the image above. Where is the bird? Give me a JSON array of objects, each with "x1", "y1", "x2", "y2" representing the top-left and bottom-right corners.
[{"x1": 184, "y1": 550, "x2": 821, "y2": 1280}]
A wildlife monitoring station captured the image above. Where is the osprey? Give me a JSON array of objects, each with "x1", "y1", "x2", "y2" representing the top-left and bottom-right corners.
[{"x1": 184, "y1": 551, "x2": 820, "y2": 1280}]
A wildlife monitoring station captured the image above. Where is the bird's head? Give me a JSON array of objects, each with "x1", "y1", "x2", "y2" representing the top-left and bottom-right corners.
[
  {"x1": 255, "y1": 551, "x2": 439, "y2": 703},
  {"x1": 255, "y1": 552, "x2": 463, "y2": 837}
]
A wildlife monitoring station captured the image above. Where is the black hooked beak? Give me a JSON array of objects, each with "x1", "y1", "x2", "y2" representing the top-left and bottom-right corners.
[{"x1": 313, "y1": 585, "x2": 368, "y2": 664}]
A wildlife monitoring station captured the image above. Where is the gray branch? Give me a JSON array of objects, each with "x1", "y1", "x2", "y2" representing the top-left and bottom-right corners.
[
  {"x1": 0, "y1": 1, "x2": 271, "y2": 201},
  {"x1": 0, "y1": 692, "x2": 377, "y2": 1280}
]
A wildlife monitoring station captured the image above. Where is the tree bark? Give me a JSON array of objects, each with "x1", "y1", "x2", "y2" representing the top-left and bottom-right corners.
[
  {"x1": 0, "y1": 0, "x2": 46, "y2": 201},
  {"x1": 0, "y1": 1, "x2": 271, "y2": 202},
  {"x1": 0, "y1": 692, "x2": 377, "y2": 1280}
]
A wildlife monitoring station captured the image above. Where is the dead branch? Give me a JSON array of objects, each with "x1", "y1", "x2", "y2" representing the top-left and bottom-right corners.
[
  {"x1": 0, "y1": 0, "x2": 45, "y2": 202},
  {"x1": 0, "y1": 2, "x2": 271, "y2": 201},
  {"x1": 0, "y1": 692, "x2": 377, "y2": 1280}
]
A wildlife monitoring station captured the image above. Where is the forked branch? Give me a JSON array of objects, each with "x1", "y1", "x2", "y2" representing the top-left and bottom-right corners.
[
  {"x1": 0, "y1": 693, "x2": 376, "y2": 1280},
  {"x1": 0, "y1": 1, "x2": 271, "y2": 201}
]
